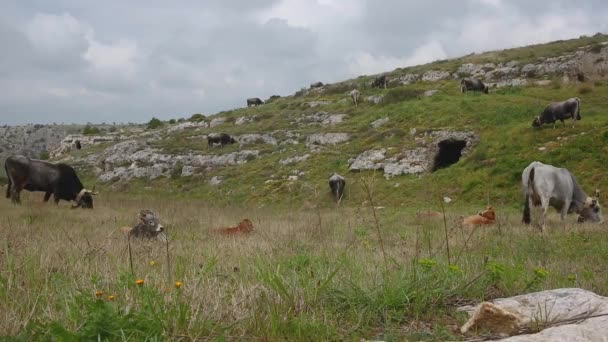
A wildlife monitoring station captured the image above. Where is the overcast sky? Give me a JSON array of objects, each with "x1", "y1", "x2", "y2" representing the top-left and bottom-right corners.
[{"x1": 1, "y1": 0, "x2": 606, "y2": 125}]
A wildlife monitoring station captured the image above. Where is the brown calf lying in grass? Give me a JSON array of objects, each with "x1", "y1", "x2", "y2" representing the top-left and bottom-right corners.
[
  {"x1": 462, "y1": 205, "x2": 496, "y2": 226},
  {"x1": 211, "y1": 219, "x2": 254, "y2": 235},
  {"x1": 120, "y1": 209, "x2": 167, "y2": 242}
]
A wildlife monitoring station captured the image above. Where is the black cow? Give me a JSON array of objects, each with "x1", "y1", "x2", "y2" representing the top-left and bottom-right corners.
[
  {"x1": 4, "y1": 155, "x2": 97, "y2": 208},
  {"x1": 328, "y1": 173, "x2": 346, "y2": 204},
  {"x1": 460, "y1": 78, "x2": 489, "y2": 94},
  {"x1": 207, "y1": 133, "x2": 236, "y2": 148},
  {"x1": 371, "y1": 75, "x2": 388, "y2": 89},
  {"x1": 310, "y1": 81, "x2": 324, "y2": 88},
  {"x1": 533, "y1": 98, "x2": 581, "y2": 129},
  {"x1": 247, "y1": 98, "x2": 264, "y2": 107},
  {"x1": 74, "y1": 140, "x2": 82, "y2": 150}
]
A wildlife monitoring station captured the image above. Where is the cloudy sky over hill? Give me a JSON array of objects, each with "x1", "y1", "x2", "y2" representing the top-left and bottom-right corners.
[{"x1": 1, "y1": 0, "x2": 606, "y2": 125}]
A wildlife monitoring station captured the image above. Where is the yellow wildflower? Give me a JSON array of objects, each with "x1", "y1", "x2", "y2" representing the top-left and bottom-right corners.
[
  {"x1": 136, "y1": 279, "x2": 145, "y2": 286},
  {"x1": 108, "y1": 294, "x2": 116, "y2": 301},
  {"x1": 175, "y1": 281, "x2": 183, "y2": 289}
]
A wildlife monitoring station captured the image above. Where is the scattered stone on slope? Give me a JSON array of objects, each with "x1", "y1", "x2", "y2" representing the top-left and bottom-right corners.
[
  {"x1": 423, "y1": 90, "x2": 439, "y2": 97},
  {"x1": 370, "y1": 117, "x2": 389, "y2": 128},
  {"x1": 51, "y1": 133, "x2": 124, "y2": 158},
  {"x1": 209, "y1": 176, "x2": 223, "y2": 186},
  {"x1": 422, "y1": 70, "x2": 451, "y2": 82},
  {"x1": 236, "y1": 134, "x2": 278, "y2": 146},
  {"x1": 349, "y1": 149, "x2": 386, "y2": 171},
  {"x1": 235, "y1": 115, "x2": 257, "y2": 125},
  {"x1": 306, "y1": 133, "x2": 350, "y2": 151},
  {"x1": 209, "y1": 117, "x2": 227, "y2": 127},
  {"x1": 167, "y1": 121, "x2": 209, "y2": 133},
  {"x1": 396, "y1": 73, "x2": 420, "y2": 85},
  {"x1": 303, "y1": 100, "x2": 332, "y2": 108},
  {"x1": 383, "y1": 148, "x2": 429, "y2": 178},
  {"x1": 459, "y1": 288, "x2": 608, "y2": 341},
  {"x1": 490, "y1": 78, "x2": 528, "y2": 88},
  {"x1": 366, "y1": 95, "x2": 384, "y2": 104},
  {"x1": 279, "y1": 154, "x2": 311, "y2": 165},
  {"x1": 295, "y1": 112, "x2": 346, "y2": 127}
]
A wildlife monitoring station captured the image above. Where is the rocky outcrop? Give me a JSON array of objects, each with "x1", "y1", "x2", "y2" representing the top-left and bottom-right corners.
[
  {"x1": 51, "y1": 133, "x2": 125, "y2": 158},
  {"x1": 348, "y1": 130, "x2": 479, "y2": 178},
  {"x1": 0, "y1": 124, "x2": 68, "y2": 161},
  {"x1": 422, "y1": 70, "x2": 451, "y2": 82},
  {"x1": 459, "y1": 288, "x2": 608, "y2": 341},
  {"x1": 95, "y1": 140, "x2": 259, "y2": 182},
  {"x1": 209, "y1": 117, "x2": 227, "y2": 128},
  {"x1": 396, "y1": 74, "x2": 420, "y2": 85}
]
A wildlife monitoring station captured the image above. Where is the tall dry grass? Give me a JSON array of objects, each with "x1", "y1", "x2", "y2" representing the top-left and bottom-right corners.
[{"x1": 1, "y1": 191, "x2": 607, "y2": 340}]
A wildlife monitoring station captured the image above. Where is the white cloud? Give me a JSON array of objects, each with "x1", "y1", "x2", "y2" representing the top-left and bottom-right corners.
[
  {"x1": 23, "y1": 12, "x2": 90, "y2": 54},
  {"x1": 83, "y1": 38, "x2": 139, "y2": 74}
]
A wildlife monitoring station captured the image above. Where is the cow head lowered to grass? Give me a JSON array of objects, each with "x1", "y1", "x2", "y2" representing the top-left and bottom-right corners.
[
  {"x1": 4, "y1": 155, "x2": 98, "y2": 208},
  {"x1": 121, "y1": 210, "x2": 167, "y2": 242}
]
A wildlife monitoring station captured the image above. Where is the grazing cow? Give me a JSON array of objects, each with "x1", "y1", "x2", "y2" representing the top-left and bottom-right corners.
[
  {"x1": 121, "y1": 210, "x2": 167, "y2": 242},
  {"x1": 207, "y1": 133, "x2": 236, "y2": 148},
  {"x1": 460, "y1": 78, "x2": 489, "y2": 94},
  {"x1": 212, "y1": 219, "x2": 255, "y2": 235},
  {"x1": 74, "y1": 140, "x2": 82, "y2": 150},
  {"x1": 349, "y1": 89, "x2": 361, "y2": 106},
  {"x1": 247, "y1": 98, "x2": 264, "y2": 107},
  {"x1": 310, "y1": 81, "x2": 324, "y2": 88},
  {"x1": 371, "y1": 75, "x2": 388, "y2": 89},
  {"x1": 4, "y1": 155, "x2": 97, "y2": 208},
  {"x1": 328, "y1": 173, "x2": 346, "y2": 203},
  {"x1": 532, "y1": 98, "x2": 581, "y2": 129},
  {"x1": 522, "y1": 161, "x2": 603, "y2": 231},
  {"x1": 462, "y1": 205, "x2": 496, "y2": 226}
]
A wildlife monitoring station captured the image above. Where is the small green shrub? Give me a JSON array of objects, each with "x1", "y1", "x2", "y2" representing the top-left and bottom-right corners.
[
  {"x1": 189, "y1": 113, "x2": 205, "y2": 122},
  {"x1": 147, "y1": 117, "x2": 164, "y2": 129},
  {"x1": 578, "y1": 85, "x2": 593, "y2": 94},
  {"x1": 169, "y1": 119, "x2": 176, "y2": 124},
  {"x1": 39, "y1": 151, "x2": 50, "y2": 160},
  {"x1": 82, "y1": 125, "x2": 101, "y2": 135},
  {"x1": 590, "y1": 43, "x2": 603, "y2": 54}
]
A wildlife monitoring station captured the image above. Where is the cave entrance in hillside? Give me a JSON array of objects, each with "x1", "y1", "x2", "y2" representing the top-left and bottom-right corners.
[{"x1": 432, "y1": 139, "x2": 467, "y2": 172}]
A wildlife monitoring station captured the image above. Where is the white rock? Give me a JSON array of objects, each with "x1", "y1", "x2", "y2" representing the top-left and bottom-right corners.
[
  {"x1": 365, "y1": 95, "x2": 384, "y2": 104},
  {"x1": 459, "y1": 288, "x2": 608, "y2": 341},
  {"x1": 422, "y1": 70, "x2": 451, "y2": 82},
  {"x1": 235, "y1": 115, "x2": 256, "y2": 125},
  {"x1": 209, "y1": 176, "x2": 223, "y2": 186},
  {"x1": 370, "y1": 117, "x2": 389, "y2": 128},
  {"x1": 209, "y1": 117, "x2": 227, "y2": 127},
  {"x1": 306, "y1": 133, "x2": 350, "y2": 148},
  {"x1": 349, "y1": 149, "x2": 386, "y2": 171},
  {"x1": 423, "y1": 90, "x2": 439, "y2": 97},
  {"x1": 279, "y1": 154, "x2": 311, "y2": 165}
]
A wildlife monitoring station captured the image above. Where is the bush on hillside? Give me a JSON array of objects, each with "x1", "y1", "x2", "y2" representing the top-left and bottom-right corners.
[
  {"x1": 590, "y1": 43, "x2": 603, "y2": 54},
  {"x1": 39, "y1": 151, "x2": 50, "y2": 160},
  {"x1": 578, "y1": 85, "x2": 593, "y2": 94},
  {"x1": 168, "y1": 119, "x2": 176, "y2": 124},
  {"x1": 147, "y1": 117, "x2": 164, "y2": 129},
  {"x1": 82, "y1": 125, "x2": 101, "y2": 135},
  {"x1": 189, "y1": 114, "x2": 205, "y2": 122}
]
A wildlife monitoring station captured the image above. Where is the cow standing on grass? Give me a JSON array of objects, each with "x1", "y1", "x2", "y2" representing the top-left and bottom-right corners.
[
  {"x1": 4, "y1": 155, "x2": 97, "y2": 208},
  {"x1": 207, "y1": 133, "x2": 236, "y2": 148},
  {"x1": 522, "y1": 161, "x2": 603, "y2": 232},
  {"x1": 329, "y1": 173, "x2": 346, "y2": 204},
  {"x1": 349, "y1": 89, "x2": 361, "y2": 106},
  {"x1": 460, "y1": 78, "x2": 489, "y2": 94},
  {"x1": 532, "y1": 98, "x2": 581, "y2": 129}
]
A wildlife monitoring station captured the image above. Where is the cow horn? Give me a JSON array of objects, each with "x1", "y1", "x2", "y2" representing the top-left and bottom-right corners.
[
  {"x1": 89, "y1": 186, "x2": 99, "y2": 195},
  {"x1": 75, "y1": 189, "x2": 87, "y2": 204}
]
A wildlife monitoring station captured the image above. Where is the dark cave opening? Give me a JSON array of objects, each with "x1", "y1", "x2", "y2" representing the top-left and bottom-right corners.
[{"x1": 432, "y1": 139, "x2": 467, "y2": 172}]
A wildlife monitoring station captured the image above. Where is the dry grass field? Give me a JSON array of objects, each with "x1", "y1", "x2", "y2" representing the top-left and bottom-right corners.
[{"x1": 1, "y1": 190, "x2": 607, "y2": 340}]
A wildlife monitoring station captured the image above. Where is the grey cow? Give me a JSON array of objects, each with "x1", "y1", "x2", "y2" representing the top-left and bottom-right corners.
[
  {"x1": 532, "y1": 98, "x2": 581, "y2": 128},
  {"x1": 522, "y1": 161, "x2": 603, "y2": 232},
  {"x1": 460, "y1": 78, "x2": 489, "y2": 94},
  {"x1": 247, "y1": 98, "x2": 264, "y2": 107}
]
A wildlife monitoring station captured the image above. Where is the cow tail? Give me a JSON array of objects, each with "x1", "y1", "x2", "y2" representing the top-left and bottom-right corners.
[
  {"x1": 523, "y1": 167, "x2": 535, "y2": 224},
  {"x1": 4, "y1": 162, "x2": 10, "y2": 198}
]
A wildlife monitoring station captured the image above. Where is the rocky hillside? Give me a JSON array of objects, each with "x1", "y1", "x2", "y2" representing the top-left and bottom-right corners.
[{"x1": 16, "y1": 34, "x2": 608, "y2": 208}]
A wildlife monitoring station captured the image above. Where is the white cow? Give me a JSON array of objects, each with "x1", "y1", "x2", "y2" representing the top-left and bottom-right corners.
[
  {"x1": 349, "y1": 89, "x2": 360, "y2": 106},
  {"x1": 522, "y1": 161, "x2": 603, "y2": 232}
]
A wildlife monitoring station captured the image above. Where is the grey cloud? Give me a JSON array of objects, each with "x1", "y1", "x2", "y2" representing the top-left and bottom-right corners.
[{"x1": 0, "y1": 0, "x2": 607, "y2": 125}]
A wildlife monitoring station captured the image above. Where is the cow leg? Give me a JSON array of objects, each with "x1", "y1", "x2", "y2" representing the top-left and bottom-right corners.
[
  {"x1": 54, "y1": 195, "x2": 60, "y2": 205},
  {"x1": 10, "y1": 185, "x2": 22, "y2": 204},
  {"x1": 539, "y1": 200, "x2": 549, "y2": 233},
  {"x1": 43, "y1": 192, "x2": 52, "y2": 202}
]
